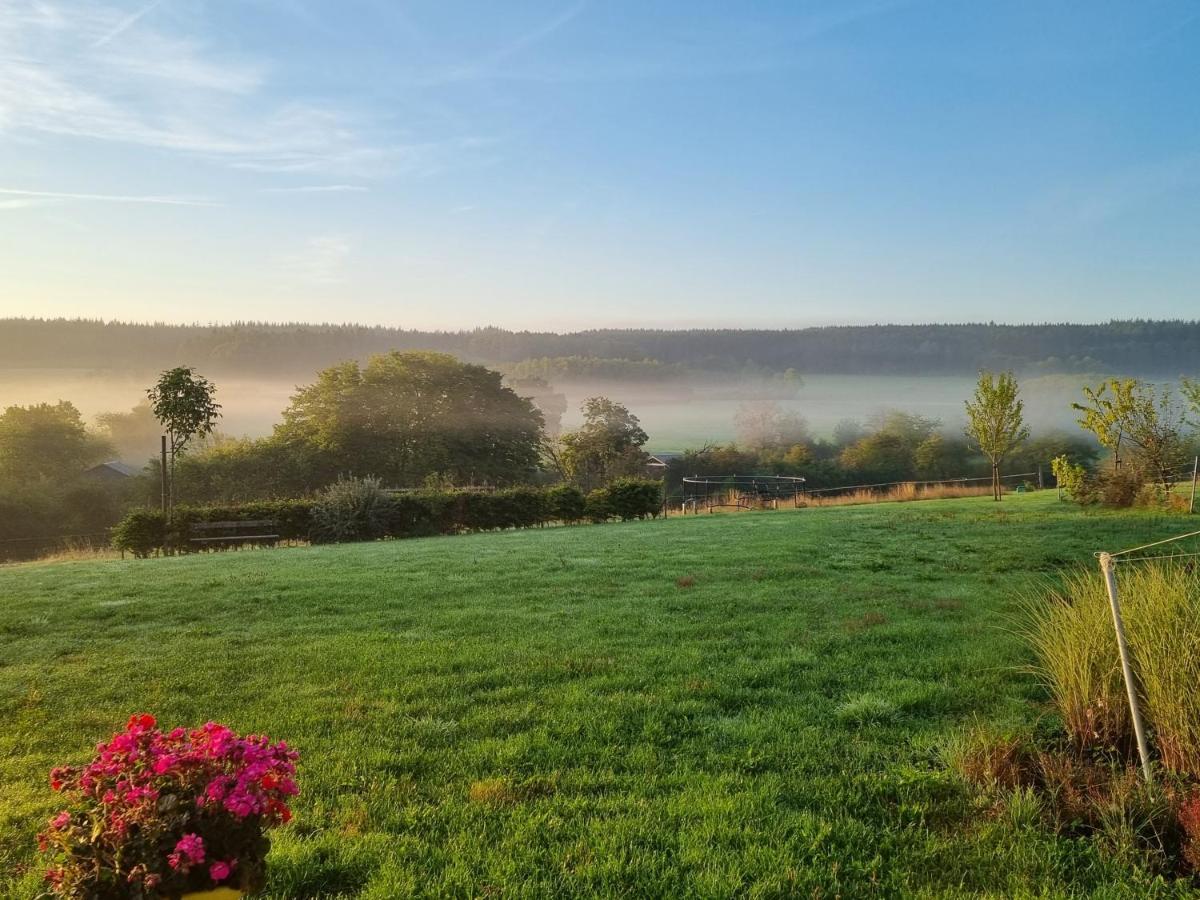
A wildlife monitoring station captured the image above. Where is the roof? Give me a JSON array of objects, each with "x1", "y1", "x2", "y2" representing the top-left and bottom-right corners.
[
  {"x1": 646, "y1": 452, "x2": 683, "y2": 466},
  {"x1": 85, "y1": 461, "x2": 140, "y2": 478}
]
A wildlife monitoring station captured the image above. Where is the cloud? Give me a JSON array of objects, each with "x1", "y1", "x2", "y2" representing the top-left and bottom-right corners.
[
  {"x1": 0, "y1": 1, "x2": 457, "y2": 177},
  {"x1": 91, "y1": 0, "x2": 165, "y2": 48},
  {"x1": 0, "y1": 187, "x2": 217, "y2": 206},
  {"x1": 259, "y1": 184, "x2": 369, "y2": 194}
]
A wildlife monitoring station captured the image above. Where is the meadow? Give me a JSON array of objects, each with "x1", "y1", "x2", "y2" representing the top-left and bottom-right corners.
[{"x1": 1, "y1": 493, "x2": 1197, "y2": 897}]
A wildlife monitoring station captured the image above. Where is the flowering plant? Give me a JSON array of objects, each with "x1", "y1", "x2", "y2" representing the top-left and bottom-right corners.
[{"x1": 38, "y1": 714, "x2": 298, "y2": 898}]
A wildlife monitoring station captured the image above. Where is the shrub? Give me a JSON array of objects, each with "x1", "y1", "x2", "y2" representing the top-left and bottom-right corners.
[
  {"x1": 310, "y1": 476, "x2": 389, "y2": 544},
  {"x1": 38, "y1": 714, "x2": 297, "y2": 897},
  {"x1": 111, "y1": 511, "x2": 166, "y2": 558},
  {"x1": 1026, "y1": 563, "x2": 1200, "y2": 775},
  {"x1": 1051, "y1": 454, "x2": 1088, "y2": 502},
  {"x1": 545, "y1": 484, "x2": 586, "y2": 523},
  {"x1": 584, "y1": 478, "x2": 662, "y2": 522}
]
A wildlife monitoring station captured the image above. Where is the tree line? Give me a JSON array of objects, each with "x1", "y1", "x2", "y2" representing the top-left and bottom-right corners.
[{"x1": 5, "y1": 318, "x2": 1200, "y2": 377}]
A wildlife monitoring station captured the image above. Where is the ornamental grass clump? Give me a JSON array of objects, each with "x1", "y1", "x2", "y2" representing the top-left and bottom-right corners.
[{"x1": 39, "y1": 714, "x2": 298, "y2": 898}]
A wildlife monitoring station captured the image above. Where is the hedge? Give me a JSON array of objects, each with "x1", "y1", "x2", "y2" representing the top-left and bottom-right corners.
[{"x1": 112, "y1": 480, "x2": 662, "y2": 555}]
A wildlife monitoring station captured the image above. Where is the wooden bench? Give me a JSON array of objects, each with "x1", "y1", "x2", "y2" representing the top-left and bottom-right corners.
[{"x1": 189, "y1": 519, "x2": 280, "y2": 550}]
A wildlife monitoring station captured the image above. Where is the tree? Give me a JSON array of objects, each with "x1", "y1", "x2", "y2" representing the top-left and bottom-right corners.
[
  {"x1": 733, "y1": 401, "x2": 810, "y2": 452},
  {"x1": 965, "y1": 371, "x2": 1029, "y2": 501},
  {"x1": 1072, "y1": 379, "x2": 1138, "y2": 471},
  {"x1": 147, "y1": 367, "x2": 221, "y2": 509},
  {"x1": 0, "y1": 401, "x2": 110, "y2": 483},
  {"x1": 557, "y1": 397, "x2": 649, "y2": 491},
  {"x1": 1182, "y1": 377, "x2": 1200, "y2": 427},
  {"x1": 1073, "y1": 378, "x2": 1185, "y2": 488},
  {"x1": 95, "y1": 402, "x2": 161, "y2": 463},
  {"x1": 274, "y1": 352, "x2": 544, "y2": 488}
]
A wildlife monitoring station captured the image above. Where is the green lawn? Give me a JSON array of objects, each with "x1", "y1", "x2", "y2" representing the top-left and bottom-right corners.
[{"x1": 1, "y1": 493, "x2": 1196, "y2": 898}]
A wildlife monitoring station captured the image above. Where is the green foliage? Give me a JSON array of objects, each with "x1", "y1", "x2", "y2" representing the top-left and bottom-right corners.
[
  {"x1": 544, "y1": 484, "x2": 586, "y2": 523},
  {"x1": 1051, "y1": 454, "x2": 1088, "y2": 502},
  {"x1": 1074, "y1": 379, "x2": 1186, "y2": 485},
  {"x1": 274, "y1": 351, "x2": 544, "y2": 489},
  {"x1": 598, "y1": 477, "x2": 663, "y2": 521},
  {"x1": 147, "y1": 367, "x2": 221, "y2": 457},
  {"x1": 109, "y1": 482, "x2": 655, "y2": 553},
  {"x1": 965, "y1": 371, "x2": 1029, "y2": 500},
  {"x1": 556, "y1": 397, "x2": 650, "y2": 490},
  {"x1": 0, "y1": 401, "x2": 110, "y2": 483},
  {"x1": 94, "y1": 402, "x2": 160, "y2": 465},
  {"x1": 310, "y1": 476, "x2": 390, "y2": 544},
  {"x1": 111, "y1": 510, "x2": 166, "y2": 558}
]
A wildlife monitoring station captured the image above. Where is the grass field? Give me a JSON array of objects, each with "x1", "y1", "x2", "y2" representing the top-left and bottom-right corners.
[{"x1": 2, "y1": 493, "x2": 1197, "y2": 898}]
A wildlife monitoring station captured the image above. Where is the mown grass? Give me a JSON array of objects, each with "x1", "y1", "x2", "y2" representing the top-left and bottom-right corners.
[{"x1": 0, "y1": 493, "x2": 1197, "y2": 898}]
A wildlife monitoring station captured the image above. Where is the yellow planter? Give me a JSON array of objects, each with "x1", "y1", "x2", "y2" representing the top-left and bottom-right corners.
[{"x1": 181, "y1": 890, "x2": 244, "y2": 900}]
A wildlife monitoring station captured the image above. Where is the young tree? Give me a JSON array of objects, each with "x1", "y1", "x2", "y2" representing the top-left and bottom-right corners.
[
  {"x1": 1072, "y1": 379, "x2": 1139, "y2": 471},
  {"x1": 147, "y1": 367, "x2": 221, "y2": 509},
  {"x1": 1074, "y1": 378, "x2": 1185, "y2": 488},
  {"x1": 964, "y1": 371, "x2": 1029, "y2": 501}
]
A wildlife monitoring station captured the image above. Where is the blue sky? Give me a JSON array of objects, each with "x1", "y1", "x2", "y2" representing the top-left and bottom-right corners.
[{"x1": 0, "y1": 0, "x2": 1197, "y2": 329}]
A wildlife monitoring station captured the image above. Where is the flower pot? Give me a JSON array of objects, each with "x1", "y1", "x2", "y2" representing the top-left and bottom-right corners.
[{"x1": 180, "y1": 890, "x2": 244, "y2": 900}]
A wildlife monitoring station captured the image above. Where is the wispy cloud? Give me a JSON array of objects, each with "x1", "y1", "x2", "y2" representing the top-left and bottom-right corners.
[
  {"x1": 259, "y1": 184, "x2": 369, "y2": 194},
  {"x1": 0, "y1": 187, "x2": 217, "y2": 206},
  {"x1": 0, "y1": 0, "x2": 470, "y2": 177},
  {"x1": 91, "y1": 0, "x2": 165, "y2": 48}
]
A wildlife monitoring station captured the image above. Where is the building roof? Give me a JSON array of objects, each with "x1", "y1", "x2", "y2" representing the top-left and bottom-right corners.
[{"x1": 85, "y1": 460, "x2": 140, "y2": 478}]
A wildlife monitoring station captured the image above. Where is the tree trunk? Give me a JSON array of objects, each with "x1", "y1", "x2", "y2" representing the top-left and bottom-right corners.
[{"x1": 992, "y1": 463, "x2": 1000, "y2": 501}]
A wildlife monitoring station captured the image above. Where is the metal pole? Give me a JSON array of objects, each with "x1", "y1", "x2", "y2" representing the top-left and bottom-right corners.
[
  {"x1": 1190, "y1": 456, "x2": 1198, "y2": 514},
  {"x1": 160, "y1": 435, "x2": 168, "y2": 516},
  {"x1": 1098, "y1": 552, "x2": 1153, "y2": 783}
]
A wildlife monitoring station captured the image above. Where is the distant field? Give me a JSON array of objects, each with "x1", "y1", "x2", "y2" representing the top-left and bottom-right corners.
[{"x1": 1, "y1": 494, "x2": 1196, "y2": 897}]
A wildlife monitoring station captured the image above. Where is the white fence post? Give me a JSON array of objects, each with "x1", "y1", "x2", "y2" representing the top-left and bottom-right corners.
[{"x1": 1098, "y1": 552, "x2": 1153, "y2": 783}]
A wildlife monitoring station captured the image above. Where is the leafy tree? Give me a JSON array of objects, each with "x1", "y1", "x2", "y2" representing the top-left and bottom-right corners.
[
  {"x1": 1072, "y1": 379, "x2": 1138, "y2": 471},
  {"x1": 557, "y1": 398, "x2": 649, "y2": 491},
  {"x1": 0, "y1": 401, "x2": 110, "y2": 483},
  {"x1": 1073, "y1": 378, "x2": 1186, "y2": 488},
  {"x1": 147, "y1": 367, "x2": 221, "y2": 508},
  {"x1": 964, "y1": 371, "x2": 1029, "y2": 501},
  {"x1": 275, "y1": 352, "x2": 544, "y2": 488},
  {"x1": 1183, "y1": 377, "x2": 1200, "y2": 427},
  {"x1": 913, "y1": 433, "x2": 971, "y2": 480}
]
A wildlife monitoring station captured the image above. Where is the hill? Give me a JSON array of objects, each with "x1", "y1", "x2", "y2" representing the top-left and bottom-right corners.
[
  {"x1": 3, "y1": 318, "x2": 1200, "y2": 378},
  {"x1": 0, "y1": 493, "x2": 1193, "y2": 896}
]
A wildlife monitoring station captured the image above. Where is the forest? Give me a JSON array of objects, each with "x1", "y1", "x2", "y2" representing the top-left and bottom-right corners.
[{"x1": 4, "y1": 318, "x2": 1200, "y2": 378}]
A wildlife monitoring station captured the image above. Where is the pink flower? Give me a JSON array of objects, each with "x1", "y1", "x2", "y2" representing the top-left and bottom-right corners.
[
  {"x1": 169, "y1": 832, "x2": 206, "y2": 870},
  {"x1": 210, "y1": 859, "x2": 236, "y2": 883},
  {"x1": 50, "y1": 811, "x2": 70, "y2": 830}
]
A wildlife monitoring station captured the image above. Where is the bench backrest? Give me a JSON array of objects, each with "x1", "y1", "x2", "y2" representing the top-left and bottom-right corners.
[{"x1": 190, "y1": 519, "x2": 278, "y2": 532}]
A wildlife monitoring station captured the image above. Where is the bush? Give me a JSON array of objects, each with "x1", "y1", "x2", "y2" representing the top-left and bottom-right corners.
[
  {"x1": 1051, "y1": 454, "x2": 1088, "y2": 502},
  {"x1": 39, "y1": 714, "x2": 297, "y2": 897},
  {"x1": 600, "y1": 478, "x2": 663, "y2": 521},
  {"x1": 546, "y1": 484, "x2": 586, "y2": 523},
  {"x1": 310, "y1": 476, "x2": 389, "y2": 544},
  {"x1": 111, "y1": 511, "x2": 166, "y2": 558},
  {"x1": 111, "y1": 480, "x2": 659, "y2": 553},
  {"x1": 1026, "y1": 563, "x2": 1200, "y2": 777}
]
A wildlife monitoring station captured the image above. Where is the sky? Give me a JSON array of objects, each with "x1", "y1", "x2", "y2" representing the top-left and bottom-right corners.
[{"x1": 0, "y1": 0, "x2": 1198, "y2": 330}]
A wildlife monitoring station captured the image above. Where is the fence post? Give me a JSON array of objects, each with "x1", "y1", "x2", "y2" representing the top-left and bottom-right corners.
[
  {"x1": 1098, "y1": 552, "x2": 1153, "y2": 783},
  {"x1": 160, "y1": 435, "x2": 168, "y2": 516},
  {"x1": 1037, "y1": 464, "x2": 1044, "y2": 490},
  {"x1": 1190, "y1": 456, "x2": 1198, "y2": 514}
]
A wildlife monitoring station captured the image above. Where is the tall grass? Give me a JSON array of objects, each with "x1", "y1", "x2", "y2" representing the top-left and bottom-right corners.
[{"x1": 1026, "y1": 563, "x2": 1200, "y2": 776}]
